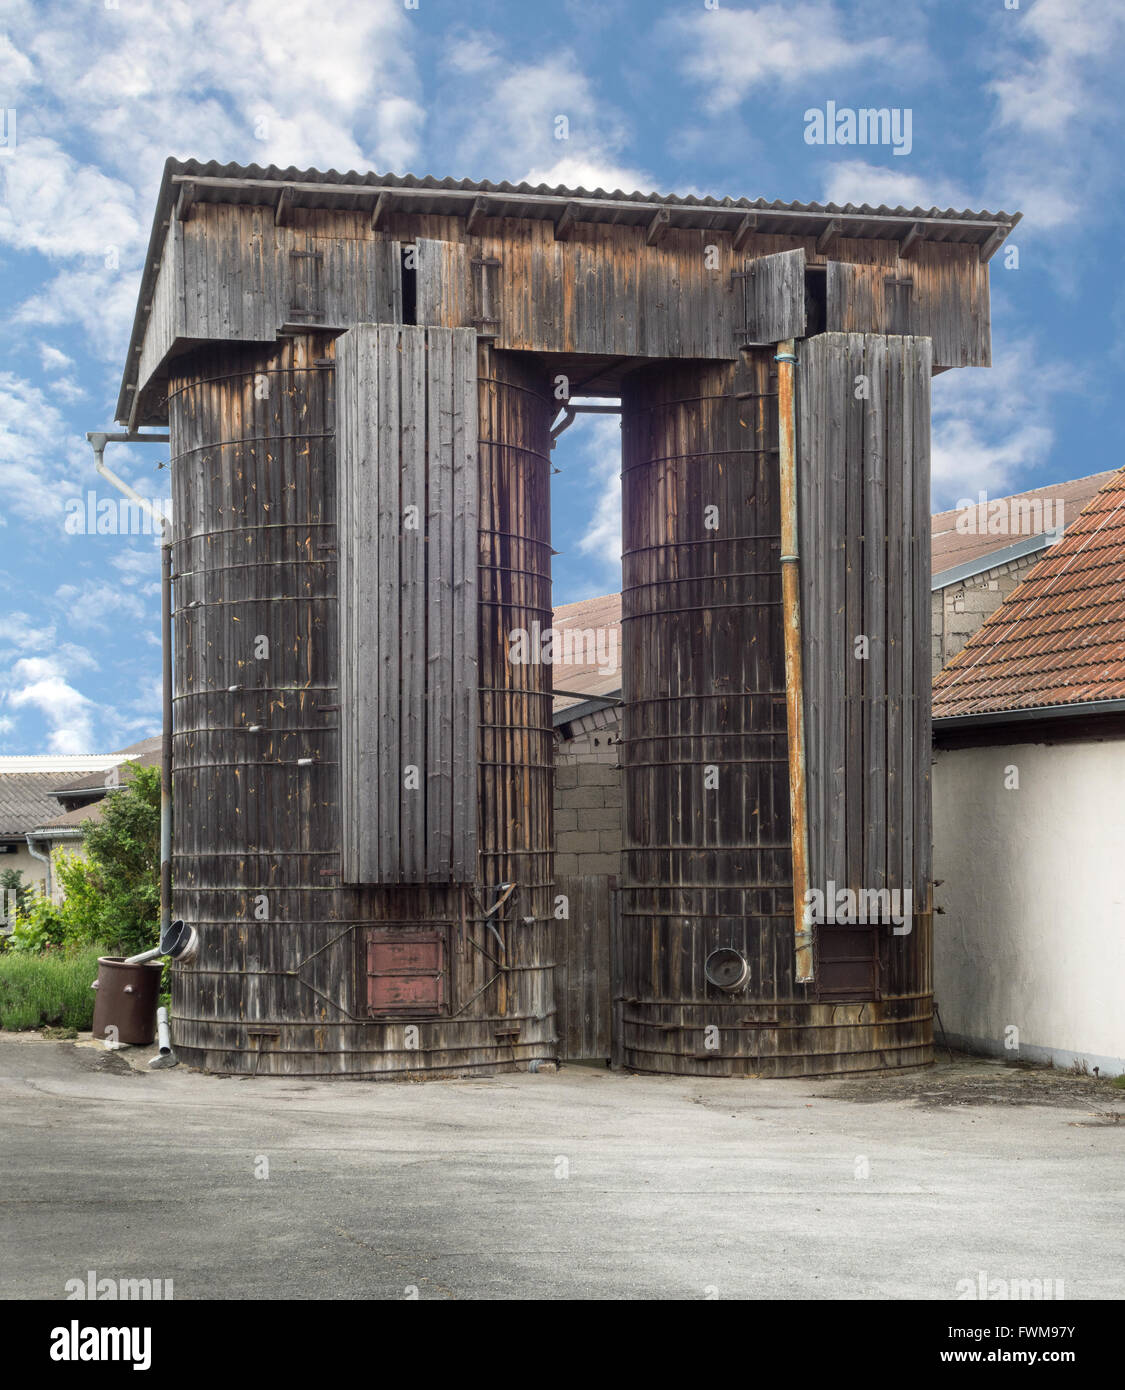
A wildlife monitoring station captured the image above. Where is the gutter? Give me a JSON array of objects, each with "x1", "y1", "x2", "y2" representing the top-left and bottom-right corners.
[
  {"x1": 933, "y1": 698, "x2": 1125, "y2": 733},
  {"x1": 931, "y1": 532, "x2": 1055, "y2": 591}
]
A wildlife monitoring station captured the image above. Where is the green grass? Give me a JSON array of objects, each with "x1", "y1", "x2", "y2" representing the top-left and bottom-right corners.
[{"x1": 0, "y1": 946, "x2": 107, "y2": 1031}]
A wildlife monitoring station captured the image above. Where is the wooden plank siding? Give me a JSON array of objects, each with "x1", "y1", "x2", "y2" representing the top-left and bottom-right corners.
[
  {"x1": 131, "y1": 203, "x2": 992, "y2": 425},
  {"x1": 555, "y1": 874, "x2": 614, "y2": 1061},
  {"x1": 795, "y1": 333, "x2": 933, "y2": 1003},
  {"x1": 336, "y1": 324, "x2": 479, "y2": 884}
]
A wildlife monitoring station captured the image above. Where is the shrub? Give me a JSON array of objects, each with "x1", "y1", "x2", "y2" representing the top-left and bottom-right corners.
[
  {"x1": 8, "y1": 897, "x2": 66, "y2": 954},
  {"x1": 56, "y1": 764, "x2": 161, "y2": 957},
  {"x1": 0, "y1": 945, "x2": 107, "y2": 1031}
]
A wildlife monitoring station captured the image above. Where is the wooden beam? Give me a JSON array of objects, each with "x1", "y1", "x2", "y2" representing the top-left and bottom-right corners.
[
  {"x1": 815, "y1": 219, "x2": 840, "y2": 255},
  {"x1": 646, "y1": 207, "x2": 671, "y2": 246},
  {"x1": 370, "y1": 190, "x2": 391, "y2": 231},
  {"x1": 979, "y1": 226, "x2": 1007, "y2": 263},
  {"x1": 554, "y1": 201, "x2": 580, "y2": 241},
  {"x1": 174, "y1": 180, "x2": 196, "y2": 223},
  {"x1": 898, "y1": 222, "x2": 923, "y2": 258},
  {"x1": 274, "y1": 185, "x2": 293, "y2": 227},
  {"x1": 732, "y1": 213, "x2": 758, "y2": 253},
  {"x1": 466, "y1": 196, "x2": 489, "y2": 236}
]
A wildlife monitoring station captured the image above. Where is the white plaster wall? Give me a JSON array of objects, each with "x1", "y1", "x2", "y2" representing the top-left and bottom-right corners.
[{"x1": 933, "y1": 738, "x2": 1125, "y2": 1075}]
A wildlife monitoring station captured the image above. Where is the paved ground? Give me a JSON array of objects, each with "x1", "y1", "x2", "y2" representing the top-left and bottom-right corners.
[{"x1": 1, "y1": 1033, "x2": 1121, "y2": 1300}]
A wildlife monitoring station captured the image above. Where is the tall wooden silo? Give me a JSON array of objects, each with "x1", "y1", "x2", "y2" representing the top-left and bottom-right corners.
[
  {"x1": 168, "y1": 329, "x2": 555, "y2": 1075},
  {"x1": 619, "y1": 333, "x2": 934, "y2": 1077},
  {"x1": 114, "y1": 159, "x2": 1014, "y2": 1077}
]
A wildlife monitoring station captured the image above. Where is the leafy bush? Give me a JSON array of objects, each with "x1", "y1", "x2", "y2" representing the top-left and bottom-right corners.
[
  {"x1": 56, "y1": 764, "x2": 161, "y2": 957},
  {"x1": 8, "y1": 897, "x2": 66, "y2": 954},
  {"x1": 0, "y1": 945, "x2": 107, "y2": 1031}
]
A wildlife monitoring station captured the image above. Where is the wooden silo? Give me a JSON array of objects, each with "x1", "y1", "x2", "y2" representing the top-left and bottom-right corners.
[{"x1": 116, "y1": 159, "x2": 1016, "y2": 1077}]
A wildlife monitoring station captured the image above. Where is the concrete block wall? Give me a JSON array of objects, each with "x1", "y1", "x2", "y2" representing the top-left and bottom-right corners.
[
  {"x1": 554, "y1": 710, "x2": 623, "y2": 877},
  {"x1": 931, "y1": 553, "x2": 1041, "y2": 676}
]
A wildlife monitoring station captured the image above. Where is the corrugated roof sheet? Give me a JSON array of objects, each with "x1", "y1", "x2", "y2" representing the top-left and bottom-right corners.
[
  {"x1": 932, "y1": 468, "x2": 1125, "y2": 718},
  {"x1": 159, "y1": 157, "x2": 1021, "y2": 224},
  {"x1": 50, "y1": 736, "x2": 162, "y2": 795},
  {"x1": 0, "y1": 773, "x2": 74, "y2": 839}
]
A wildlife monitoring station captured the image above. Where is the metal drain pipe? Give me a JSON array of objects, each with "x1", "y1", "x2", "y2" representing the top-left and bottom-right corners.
[
  {"x1": 85, "y1": 432, "x2": 196, "y2": 966},
  {"x1": 774, "y1": 344, "x2": 814, "y2": 984}
]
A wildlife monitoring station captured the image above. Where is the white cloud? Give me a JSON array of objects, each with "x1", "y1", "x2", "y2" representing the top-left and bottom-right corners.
[
  {"x1": 440, "y1": 44, "x2": 640, "y2": 189},
  {"x1": 573, "y1": 414, "x2": 623, "y2": 577},
  {"x1": 0, "y1": 612, "x2": 57, "y2": 654},
  {"x1": 522, "y1": 155, "x2": 653, "y2": 195},
  {"x1": 0, "y1": 371, "x2": 85, "y2": 522},
  {"x1": 39, "y1": 344, "x2": 74, "y2": 373},
  {"x1": 109, "y1": 548, "x2": 164, "y2": 586},
  {"x1": 0, "y1": 136, "x2": 141, "y2": 259},
  {"x1": 983, "y1": 0, "x2": 1125, "y2": 237},
  {"x1": 930, "y1": 339, "x2": 1063, "y2": 509},
  {"x1": 10, "y1": 266, "x2": 140, "y2": 365},
  {"x1": 668, "y1": 2, "x2": 898, "y2": 114},
  {"x1": 54, "y1": 580, "x2": 148, "y2": 633},
  {"x1": 821, "y1": 161, "x2": 972, "y2": 212},
  {"x1": 989, "y1": 0, "x2": 1122, "y2": 138},
  {"x1": 7, "y1": 655, "x2": 96, "y2": 753},
  {"x1": 375, "y1": 97, "x2": 425, "y2": 172},
  {"x1": 2, "y1": 0, "x2": 422, "y2": 355}
]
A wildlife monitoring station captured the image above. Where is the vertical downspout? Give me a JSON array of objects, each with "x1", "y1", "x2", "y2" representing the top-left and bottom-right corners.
[
  {"x1": 87, "y1": 432, "x2": 174, "y2": 951},
  {"x1": 159, "y1": 538, "x2": 173, "y2": 950},
  {"x1": 775, "y1": 341, "x2": 814, "y2": 984},
  {"x1": 26, "y1": 835, "x2": 52, "y2": 899}
]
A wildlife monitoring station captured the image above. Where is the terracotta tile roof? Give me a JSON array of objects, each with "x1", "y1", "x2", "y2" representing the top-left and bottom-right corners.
[
  {"x1": 931, "y1": 471, "x2": 1116, "y2": 579},
  {"x1": 933, "y1": 469, "x2": 1125, "y2": 718},
  {"x1": 551, "y1": 594, "x2": 624, "y2": 712}
]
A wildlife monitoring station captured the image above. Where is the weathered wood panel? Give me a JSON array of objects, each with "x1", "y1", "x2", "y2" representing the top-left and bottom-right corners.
[
  {"x1": 133, "y1": 203, "x2": 993, "y2": 424},
  {"x1": 336, "y1": 324, "x2": 479, "y2": 883},
  {"x1": 742, "y1": 247, "x2": 806, "y2": 343},
  {"x1": 555, "y1": 874, "x2": 613, "y2": 1060},
  {"x1": 796, "y1": 332, "x2": 933, "y2": 1003},
  {"x1": 828, "y1": 246, "x2": 989, "y2": 367}
]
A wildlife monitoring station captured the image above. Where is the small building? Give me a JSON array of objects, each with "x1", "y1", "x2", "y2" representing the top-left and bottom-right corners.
[
  {"x1": 931, "y1": 469, "x2": 1125, "y2": 1076},
  {"x1": 929, "y1": 470, "x2": 1114, "y2": 677},
  {"x1": 0, "y1": 741, "x2": 160, "y2": 908}
]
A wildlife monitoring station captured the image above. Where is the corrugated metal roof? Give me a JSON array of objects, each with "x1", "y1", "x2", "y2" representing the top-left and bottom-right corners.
[
  {"x1": 116, "y1": 156, "x2": 1020, "y2": 423},
  {"x1": 0, "y1": 773, "x2": 72, "y2": 839},
  {"x1": 932, "y1": 468, "x2": 1125, "y2": 719}
]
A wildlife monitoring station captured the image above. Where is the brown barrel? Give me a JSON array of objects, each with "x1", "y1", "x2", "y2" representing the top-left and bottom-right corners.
[
  {"x1": 91, "y1": 957, "x2": 164, "y2": 1045},
  {"x1": 166, "y1": 334, "x2": 556, "y2": 1076},
  {"x1": 619, "y1": 351, "x2": 931, "y2": 1076}
]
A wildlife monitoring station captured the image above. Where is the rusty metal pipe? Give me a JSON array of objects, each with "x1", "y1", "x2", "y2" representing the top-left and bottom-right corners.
[{"x1": 775, "y1": 341, "x2": 814, "y2": 984}]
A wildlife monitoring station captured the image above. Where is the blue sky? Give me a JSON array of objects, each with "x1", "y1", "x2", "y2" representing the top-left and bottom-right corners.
[{"x1": 0, "y1": 0, "x2": 1121, "y2": 753}]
